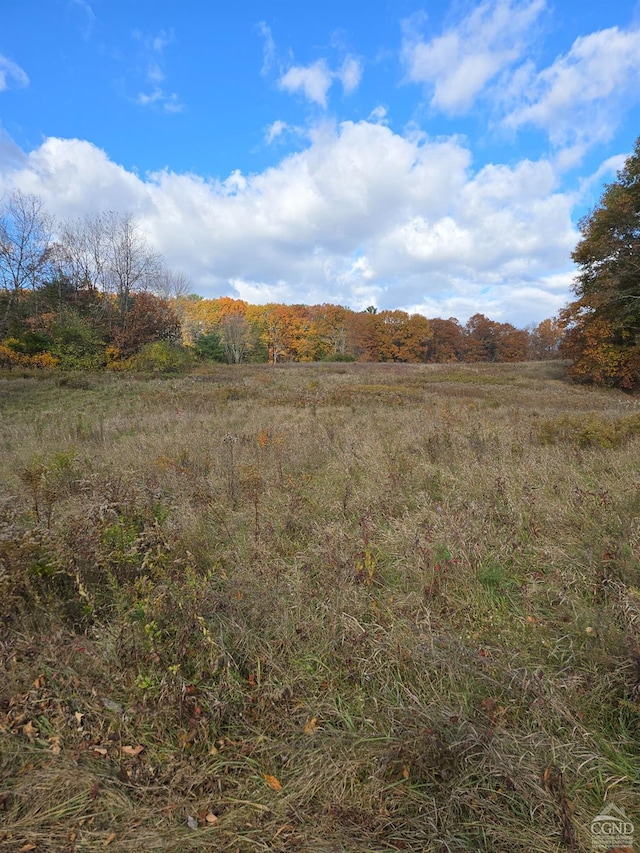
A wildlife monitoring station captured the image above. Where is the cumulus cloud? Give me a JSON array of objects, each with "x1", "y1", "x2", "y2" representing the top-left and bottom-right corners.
[
  {"x1": 278, "y1": 55, "x2": 363, "y2": 107},
  {"x1": 0, "y1": 54, "x2": 29, "y2": 92},
  {"x1": 504, "y1": 26, "x2": 640, "y2": 150},
  {"x1": 0, "y1": 122, "x2": 579, "y2": 325},
  {"x1": 402, "y1": 0, "x2": 545, "y2": 113}
]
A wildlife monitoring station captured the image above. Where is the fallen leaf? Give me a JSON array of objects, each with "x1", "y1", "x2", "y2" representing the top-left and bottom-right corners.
[
  {"x1": 303, "y1": 716, "x2": 319, "y2": 735},
  {"x1": 263, "y1": 773, "x2": 282, "y2": 791},
  {"x1": 33, "y1": 675, "x2": 45, "y2": 689},
  {"x1": 205, "y1": 813, "x2": 218, "y2": 824},
  {"x1": 48, "y1": 736, "x2": 62, "y2": 755},
  {"x1": 402, "y1": 767, "x2": 410, "y2": 779},
  {"x1": 74, "y1": 711, "x2": 84, "y2": 727},
  {"x1": 187, "y1": 815, "x2": 198, "y2": 830},
  {"x1": 23, "y1": 721, "x2": 38, "y2": 742},
  {"x1": 121, "y1": 745, "x2": 144, "y2": 757},
  {"x1": 102, "y1": 698, "x2": 123, "y2": 714},
  {"x1": 93, "y1": 747, "x2": 108, "y2": 757},
  {"x1": 103, "y1": 832, "x2": 117, "y2": 846},
  {"x1": 19, "y1": 845, "x2": 37, "y2": 852}
]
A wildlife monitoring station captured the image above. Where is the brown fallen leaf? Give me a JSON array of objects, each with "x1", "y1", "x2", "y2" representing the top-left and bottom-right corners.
[
  {"x1": 263, "y1": 773, "x2": 282, "y2": 791},
  {"x1": 19, "y1": 845, "x2": 37, "y2": 852},
  {"x1": 93, "y1": 747, "x2": 108, "y2": 757},
  {"x1": 48, "y1": 736, "x2": 62, "y2": 755},
  {"x1": 303, "y1": 716, "x2": 319, "y2": 735},
  {"x1": 205, "y1": 813, "x2": 218, "y2": 824},
  {"x1": 23, "y1": 721, "x2": 38, "y2": 742},
  {"x1": 121, "y1": 745, "x2": 144, "y2": 757},
  {"x1": 104, "y1": 832, "x2": 117, "y2": 845}
]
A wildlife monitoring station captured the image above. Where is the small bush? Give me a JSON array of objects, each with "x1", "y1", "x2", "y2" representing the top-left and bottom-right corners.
[
  {"x1": 537, "y1": 412, "x2": 640, "y2": 448},
  {"x1": 129, "y1": 341, "x2": 194, "y2": 374}
]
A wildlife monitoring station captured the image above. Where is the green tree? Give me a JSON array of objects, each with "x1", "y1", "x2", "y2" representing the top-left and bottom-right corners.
[
  {"x1": 562, "y1": 136, "x2": 640, "y2": 389},
  {"x1": 193, "y1": 330, "x2": 226, "y2": 362}
]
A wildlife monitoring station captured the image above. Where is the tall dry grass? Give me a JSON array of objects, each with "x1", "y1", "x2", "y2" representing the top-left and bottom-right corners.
[{"x1": 1, "y1": 361, "x2": 639, "y2": 852}]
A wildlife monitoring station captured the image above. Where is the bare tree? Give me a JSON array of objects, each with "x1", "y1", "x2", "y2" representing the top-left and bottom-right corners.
[
  {"x1": 221, "y1": 314, "x2": 251, "y2": 363},
  {"x1": 102, "y1": 212, "x2": 163, "y2": 319},
  {"x1": 56, "y1": 213, "x2": 108, "y2": 293},
  {"x1": 153, "y1": 268, "x2": 191, "y2": 301},
  {"x1": 0, "y1": 190, "x2": 54, "y2": 333}
]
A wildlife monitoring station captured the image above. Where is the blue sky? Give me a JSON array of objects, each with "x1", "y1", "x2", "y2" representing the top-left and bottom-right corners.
[{"x1": 1, "y1": 0, "x2": 640, "y2": 326}]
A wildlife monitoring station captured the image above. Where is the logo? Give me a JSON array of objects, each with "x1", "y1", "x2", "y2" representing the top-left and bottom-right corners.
[{"x1": 591, "y1": 803, "x2": 635, "y2": 851}]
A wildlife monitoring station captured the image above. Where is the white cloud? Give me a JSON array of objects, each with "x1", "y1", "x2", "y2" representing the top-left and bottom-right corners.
[
  {"x1": 402, "y1": 0, "x2": 545, "y2": 113},
  {"x1": 69, "y1": 0, "x2": 97, "y2": 38},
  {"x1": 336, "y1": 56, "x2": 362, "y2": 94},
  {"x1": 368, "y1": 105, "x2": 388, "y2": 125},
  {"x1": 0, "y1": 54, "x2": 29, "y2": 92},
  {"x1": 504, "y1": 26, "x2": 640, "y2": 150},
  {"x1": 0, "y1": 123, "x2": 579, "y2": 325},
  {"x1": 278, "y1": 60, "x2": 334, "y2": 107},
  {"x1": 136, "y1": 88, "x2": 184, "y2": 113},
  {"x1": 132, "y1": 29, "x2": 183, "y2": 113},
  {"x1": 265, "y1": 120, "x2": 289, "y2": 144},
  {"x1": 258, "y1": 22, "x2": 276, "y2": 76},
  {"x1": 278, "y1": 55, "x2": 363, "y2": 107}
]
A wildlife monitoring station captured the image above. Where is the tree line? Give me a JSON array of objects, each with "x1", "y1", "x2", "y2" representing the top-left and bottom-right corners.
[
  {"x1": 180, "y1": 297, "x2": 564, "y2": 365},
  {"x1": 0, "y1": 189, "x2": 563, "y2": 371},
  {"x1": 2, "y1": 127, "x2": 639, "y2": 387}
]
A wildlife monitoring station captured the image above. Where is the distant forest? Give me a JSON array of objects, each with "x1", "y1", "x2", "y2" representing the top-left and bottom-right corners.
[
  {"x1": 0, "y1": 193, "x2": 562, "y2": 371},
  {"x1": 2, "y1": 124, "x2": 640, "y2": 394}
]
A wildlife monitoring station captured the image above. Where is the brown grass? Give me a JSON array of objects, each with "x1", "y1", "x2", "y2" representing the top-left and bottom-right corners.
[{"x1": 1, "y1": 361, "x2": 639, "y2": 852}]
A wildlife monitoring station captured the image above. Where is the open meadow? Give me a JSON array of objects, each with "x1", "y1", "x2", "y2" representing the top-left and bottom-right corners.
[{"x1": 1, "y1": 361, "x2": 639, "y2": 852}]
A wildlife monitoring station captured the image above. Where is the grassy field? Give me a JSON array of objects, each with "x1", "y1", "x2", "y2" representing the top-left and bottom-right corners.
[{"x1": 1, "y1": 361, "x2": 639, "y2": 852}]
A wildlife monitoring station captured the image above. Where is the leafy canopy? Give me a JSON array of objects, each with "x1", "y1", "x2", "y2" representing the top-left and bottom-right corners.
[{"x1": 562, "y1": 136, "x2": 640, "y2": 390}]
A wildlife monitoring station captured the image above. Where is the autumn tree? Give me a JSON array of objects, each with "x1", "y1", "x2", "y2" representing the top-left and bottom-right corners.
[
  {"x1": 529, "y1": 317, "x2": 564, "y2": 360},
  {"x1": 312, "y1": 304, "x2": 351, "y2": 359},
  {"x1": 562, "y1": 136, "x2": 640, "y2": 389},
  {"x1": 425, "y1": 318, "x2": 465, "y2": 362},
  {"x1": 463, "y1": 314, "x2": 499, "y2": 361},
  {"x1": 112, "y1": 292, "x2": 181, "y2": 357}
]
